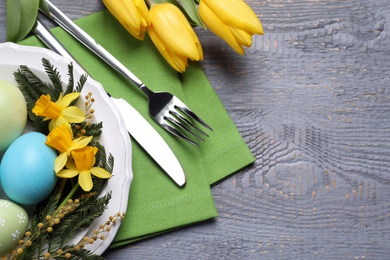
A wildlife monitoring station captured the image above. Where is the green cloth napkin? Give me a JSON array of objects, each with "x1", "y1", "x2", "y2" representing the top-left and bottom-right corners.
[{"x1": 20, "y1": 10, "x2": 255, "y2": 246}]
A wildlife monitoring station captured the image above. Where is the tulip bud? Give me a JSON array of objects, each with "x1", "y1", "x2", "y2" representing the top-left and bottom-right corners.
[
  {"x1": 198, "y1": 0, "x2": 263, "y2": 55},
  {"x1": 148, "y1": 3, "x2": 203, "y2": 73},
  {"x1": 103, "y1": 0, "x2": 150, "y2": 40}
]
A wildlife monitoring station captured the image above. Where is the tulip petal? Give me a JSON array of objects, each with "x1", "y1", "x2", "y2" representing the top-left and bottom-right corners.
[
  {"x1": 148, "y1": 25, "x2": 188, "y2": 72},
  {"x1": 230, "y1": 27, "x2": 253, "y2": 47},
  {"x1": 199, "y1": 1, "x2": 244, "y2": 55},
  {"x1": 135, "y1": 0, "x2": 150, "y2": 25},
  {"x1": 150, "y1": 3, "x2": 202, "y2": 61},
  {"x1": 204, "y1": 0, "x2": 263, "y2": 35},
  {"x1": 103, "y1": 0, "x2": 149, "y2": 41}
]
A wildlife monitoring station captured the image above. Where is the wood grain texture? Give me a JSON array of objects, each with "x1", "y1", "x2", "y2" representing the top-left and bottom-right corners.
[{"x1": 1, "y1": 0, "x2": 390, "y2": 259}]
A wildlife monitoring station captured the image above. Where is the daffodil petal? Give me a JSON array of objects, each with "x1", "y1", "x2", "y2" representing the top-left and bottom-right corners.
[
  {"x1": 79, "y1": 171, "x2": 93, "y2": 192},
  {"x1": 48, "y1": 119, "x2": 57, "y2": 131},
  {"x1": 56, "y1": 168, "x2": 80, "y2": 178},
  {"x1": 70, "y1": 135, "x2": 93, "y2": 151},
  {"x1": 90, "y1": 167, "x2": 112, "y2": 179},
  {"x1": 56, "y1": 93, "x2": 64, "y2": 103},
  {"x1": 54, "y1": 152, "x2": 68, "y2": 172},
  {"x1": 59, "y1": 92, "x2": 80, "y2": 108},
  {"x1": 61, "y1": 106, "x2": 85, "y2": 123}
]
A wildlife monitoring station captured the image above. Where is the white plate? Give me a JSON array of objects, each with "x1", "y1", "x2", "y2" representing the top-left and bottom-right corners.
[{"x1": 0, "y1": 42, "x2": 133, "y2": 255}]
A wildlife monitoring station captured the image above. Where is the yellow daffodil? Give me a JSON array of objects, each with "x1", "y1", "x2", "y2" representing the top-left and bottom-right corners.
[
  {"x1": 57, "y1": 146, "x2": 111, "y2": 192},
  {"x1": 45, "y1": 123, "x2": 93, "y2": 172},
  {"x1": 32, "y1": 92, "x2": 85, "y2": 130},
  {"x1": 198, "y1": 0, "x2": 263, "y2": 55},
  {"x1": 148, "y1": 3, "x2": 203, "y2": 73},
  {"x1": 103, "y1": 0, "x2": 150, "y2": 40}
]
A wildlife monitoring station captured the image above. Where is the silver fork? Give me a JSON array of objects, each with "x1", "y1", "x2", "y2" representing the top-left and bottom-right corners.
[{"x1": 39, "y1": 0, "x2": 212, "y2": 146}]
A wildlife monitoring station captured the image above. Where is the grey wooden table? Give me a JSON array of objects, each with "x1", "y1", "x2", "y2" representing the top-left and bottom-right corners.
[{"x1": 1, "y1": 0, "x2": 390, "y2": 259}]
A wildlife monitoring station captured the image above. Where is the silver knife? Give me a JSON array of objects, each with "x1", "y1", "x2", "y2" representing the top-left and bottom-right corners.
[
  {"x1": 112, "y1": 98, "x2": 186, "y2": 186},
  {"x1": 33, "y1": 19, "x2": 186, "y2": 187}
]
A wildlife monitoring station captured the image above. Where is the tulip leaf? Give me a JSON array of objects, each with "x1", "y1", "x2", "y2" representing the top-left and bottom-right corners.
[
  {"x1": 149, "y1": 0, "x2": 178, "y2": 5},
  {"x1": 6, "y1": 0, "x2": 40, "y2": 42},
  {"x1": 39, "y1": 0, "x2": 50, "y2": 16},
  {"x1": 17, "y1": 0, "x2": 40, "y2": 41},
  {"x1": 178, "y1": 0, "x2": 205, "y2": 28},
  {"x1": 6, "y1": 0, "x2": 21, "y2": 42}
]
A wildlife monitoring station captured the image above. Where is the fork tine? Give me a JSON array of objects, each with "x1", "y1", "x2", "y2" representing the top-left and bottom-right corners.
[
  {"x1": 160, "y1": 122, "x2": 199, "y2": 146},
  {"x1": 165, "y1": 114, "x2": 206, "y2": 141},
  {"x1": 170, "y1": 110, "x2": 209, "y2": 137},
  {"x1": 173, "y1": 97, "x2": 213, "y2": 131}
]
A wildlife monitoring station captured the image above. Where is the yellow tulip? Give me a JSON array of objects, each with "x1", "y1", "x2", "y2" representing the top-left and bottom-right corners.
[
  {"x1": 148, "y1": 3, "x2": 203, "y2": 73},
  {"x1": 103, "y1": 0, "x2": 150, "y2": 40},
  {"x1": 198, "y1": 0, "x2": 263, "y2": 55}
]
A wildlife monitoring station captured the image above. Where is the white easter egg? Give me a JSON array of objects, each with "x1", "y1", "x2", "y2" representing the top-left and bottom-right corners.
[{"x1": 0, "y1": 199, "x2": 29, "y2": 256}]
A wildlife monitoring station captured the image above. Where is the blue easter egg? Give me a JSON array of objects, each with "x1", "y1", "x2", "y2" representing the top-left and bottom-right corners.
[{"x1": 0, "y1": 132, "x2": 57, "y2": 205}]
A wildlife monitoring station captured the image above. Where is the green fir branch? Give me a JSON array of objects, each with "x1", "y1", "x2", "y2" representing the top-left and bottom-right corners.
[
  {"x1": 14, "y1": 65, "x2": 45, "y2": 101},
  {"x1": 58, "y1": 246, "x2": 106, "y2": 260},
  {"x1": 62, "y1": 193, "x2": 112, "y2": 241},
  {"x1": 76, "y1": 74, "x2": 88, "y2": 93},
  {"x1": 85, "y1": 122, "x2": 103, "y2": 137},
  {"x1": 42, "y1": 57, "x2": 63, "y2": 100},
  {"x1": 65, "y1": 62, "x2": 75, "y2": 95}
]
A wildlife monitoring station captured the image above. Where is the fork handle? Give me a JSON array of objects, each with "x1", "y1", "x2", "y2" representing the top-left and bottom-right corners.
[{"x1": 41, "y1": 0, "x2": 144, "y2": 88}]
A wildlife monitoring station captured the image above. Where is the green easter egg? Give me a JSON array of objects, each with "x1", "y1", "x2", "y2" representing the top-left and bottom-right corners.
[{"x1": 0, "y1": 199, "x2": 29, "y2": 256}]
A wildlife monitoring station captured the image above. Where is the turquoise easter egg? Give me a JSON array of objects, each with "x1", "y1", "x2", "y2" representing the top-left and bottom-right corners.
[{"x1": 0, "y1": 132, "x2": 57, "y2": 205}]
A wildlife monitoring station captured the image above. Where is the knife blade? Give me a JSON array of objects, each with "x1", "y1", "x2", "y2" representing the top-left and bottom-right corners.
[
  {"x1": 33, "y1": 18, "x2": 186, "y2": 187},
  {"x1": 111, "y1": 98, "x2": 186, "y2": 186}
]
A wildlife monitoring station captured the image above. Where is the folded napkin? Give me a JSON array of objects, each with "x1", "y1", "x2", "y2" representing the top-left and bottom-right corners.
[{"x1": 20, "y1": 10, "x2": 255, "y2": 246}]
